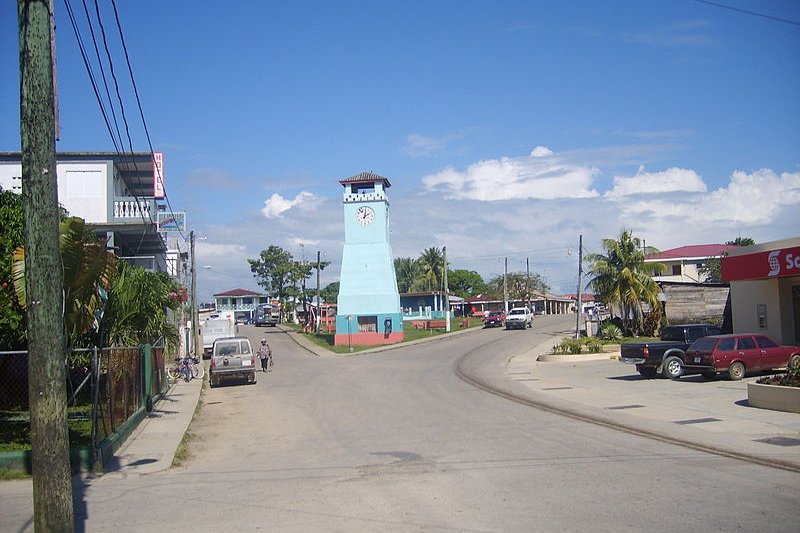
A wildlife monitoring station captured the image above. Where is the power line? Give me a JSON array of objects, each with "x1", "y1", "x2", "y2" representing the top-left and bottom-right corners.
[{"x1": 689, "y1": 0, "x2": 800, "y2": 26}]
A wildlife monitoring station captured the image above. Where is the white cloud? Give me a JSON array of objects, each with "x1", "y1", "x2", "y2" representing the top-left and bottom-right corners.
[
  {"x1": 620, "y1": 169, "x2": 800, "y2": 229},
  {"x1": 422, "y1": 147, "x2": 599, "y2": 201},
  {"x1": 261, "y1": 191, "x2": 316, "y2": 219},
  {"x1": 605, "y1": 166, "x2": 707, "y2": 198},
  {"x1": 402, "y1": 134, "x2": 449, "y2": 157}
]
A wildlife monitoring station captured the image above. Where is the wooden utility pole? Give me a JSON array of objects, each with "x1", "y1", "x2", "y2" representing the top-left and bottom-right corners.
[
  {"x1": 526, "y1": 257, "x2": 531, "y2": 311},
  {"x1": 503, "y1": 257, "x2": 508, "y2": 314},
  {"x1": 575, "y1": 234, "x2": 583, "y2": 339},
  {"x1": 18, "y1": 0, "x2": 75, "y2": 530}
]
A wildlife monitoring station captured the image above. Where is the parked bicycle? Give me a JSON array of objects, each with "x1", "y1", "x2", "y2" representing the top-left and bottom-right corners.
[{"x1": 166, "y1": 355, "x2": 204, "y2": 382}]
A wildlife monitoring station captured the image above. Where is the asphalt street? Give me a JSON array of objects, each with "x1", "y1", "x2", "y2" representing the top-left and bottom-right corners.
[{"x1": 1, "y1": 315, "x2": 798, "y2": 532}]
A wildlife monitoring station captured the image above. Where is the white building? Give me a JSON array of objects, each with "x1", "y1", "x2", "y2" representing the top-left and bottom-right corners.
[
  {"x1": 645, "y1": 244, "x2": 736, "y2": 283},
  {"x1": 0, "y1": 152, "x2": 169, "y2": 271}
]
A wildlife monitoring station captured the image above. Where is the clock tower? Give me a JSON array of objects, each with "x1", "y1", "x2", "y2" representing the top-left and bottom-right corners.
[{"x1": 335, "y1": 172, "x2": 404, "y2": 345}]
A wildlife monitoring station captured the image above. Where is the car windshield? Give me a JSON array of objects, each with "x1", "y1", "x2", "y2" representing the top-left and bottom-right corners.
[
  {"x1": 509, "y1": 309, "x2": 525, "y2": 315},
  {"x1": 215, "y1": 342, "x2": 239, "y2": 356}
]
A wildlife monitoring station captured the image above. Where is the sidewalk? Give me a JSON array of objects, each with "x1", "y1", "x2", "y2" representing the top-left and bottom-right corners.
[
  {"x1": 503, "y1": 339, "x2": 800, "y2": 472},
  {"x1": 97, "y1": 375, "x2": 202, "y2": 478}
]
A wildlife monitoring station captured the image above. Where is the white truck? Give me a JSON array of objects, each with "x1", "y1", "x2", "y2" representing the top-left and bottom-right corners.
[
  {"x1": 201, "y1": 315, "x2": 237, "y2": 358},
  {"x1": 504, "y1": 307, "x2": 533, "y2": 330}
]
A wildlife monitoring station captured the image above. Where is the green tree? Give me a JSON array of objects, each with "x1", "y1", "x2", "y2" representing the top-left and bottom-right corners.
[
  {"x1": 418, "y1": 247, "x2": 444, "y2": 291},
  {"x1": 447, "y1": 269, "x2": 486, "y2": 298},
  {"x1": 0, "y1": 188, "x2": 27, "y2": 349},
  {"x1": 249, "y1": 246, "x2": 300, "y2": 319},
  {"x1": 698, "y1": 237, "x2": 756, "y2": 283},
  {"x1": 586, "y1": 230, "x2": 663, "y2": 336},
  {"x1": 485, "y1": 272, "x2": 549, "y2": 301},
  {"x1": 11, "y1": 217, "x2": 118, "y2": 349},
  {"x1": 394, "y1": 257, "x2": 421, "y2": 293},
  {"x1": 96, "y1": 260, "x2": 181, "y2": 349},
  {"x1": 320, "y1": 281, "x2": 340, "y2": 304}
]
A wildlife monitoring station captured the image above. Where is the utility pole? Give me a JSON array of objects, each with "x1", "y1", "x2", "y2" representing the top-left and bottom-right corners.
[
  {"x1": 575, "y1": 234, "x2": 583, "y2": 339},
  {"x1": 503, "y1": 257, "x2": 508, "y2": 314},
  {"x1": 443, "y1": 246, "x2": 450, "y2": 332},
  {"x1": 526, "y1": 257, "x2": 531, "y2": 311},
  {"x1": 18, "y1": 0, "x2": 75, "y2": 530},
  {"x1": 315, "y1": 250, "x2": 321, "y2": 334},
  {"x1": 190, "y1": 230, "x2": 198, "y2": 356}
]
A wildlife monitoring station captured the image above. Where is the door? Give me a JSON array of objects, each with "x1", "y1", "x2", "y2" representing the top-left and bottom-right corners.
[
  {"x1": 735, "y1": 336, "x2": 760, "y2": 371},
  {"x1": 754, "y1": 335, "x2": 786, "y2": 369}
]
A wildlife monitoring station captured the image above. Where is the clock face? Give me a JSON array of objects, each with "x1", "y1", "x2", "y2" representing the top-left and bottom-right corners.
[{"x1": 355, "y1": 206, "x2": 375, "y2": 226}]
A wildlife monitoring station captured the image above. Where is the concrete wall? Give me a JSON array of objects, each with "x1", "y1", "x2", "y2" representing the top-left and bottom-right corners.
[{"x1": 730, "y1": 276, "x2": 799, "y2": 345}]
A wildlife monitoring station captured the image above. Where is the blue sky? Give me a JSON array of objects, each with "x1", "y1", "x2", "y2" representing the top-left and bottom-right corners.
[{"x1": 2, "y1": 1, "x2": 799, "y2": 302}]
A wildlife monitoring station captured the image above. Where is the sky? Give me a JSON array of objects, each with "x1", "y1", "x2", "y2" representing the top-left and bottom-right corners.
[{"x1": 2, "y1": 0, "x2": 799, "y2": 303}]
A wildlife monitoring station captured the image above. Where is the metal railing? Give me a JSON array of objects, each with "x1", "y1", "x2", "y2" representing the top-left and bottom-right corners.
[{"x1": 0, "y1": 343, "x2": 168, "y2": 471}]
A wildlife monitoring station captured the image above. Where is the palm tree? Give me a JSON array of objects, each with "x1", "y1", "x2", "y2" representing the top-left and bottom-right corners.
[
  {"x1": 585, "y1": 230, "x2": 663, "y2": 335},
  {"x1": 12, "y1": 217, "x2": 117, "y2": 347},
  {"x1": 394, "y1": 257, "x2": 421, "y2": 293},
  {"x1": 98, "y1": 260, "x2": 181, "y2": 349},
  {"x1": 417, "y1": 247, "x2": 444, "y2": 291}
]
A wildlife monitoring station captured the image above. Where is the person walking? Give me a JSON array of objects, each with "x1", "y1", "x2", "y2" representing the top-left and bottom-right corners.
[{"x1": 257, "y1": 339, "x2": 272, "y2": 372}]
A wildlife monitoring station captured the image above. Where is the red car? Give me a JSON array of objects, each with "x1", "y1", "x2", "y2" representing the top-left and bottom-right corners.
[
  {"x1": 684, "y1": 334, "x2": 800, "y2": 381},
  {"x1": 483, "y1": 311, "x2": 506, "y2": 328}
]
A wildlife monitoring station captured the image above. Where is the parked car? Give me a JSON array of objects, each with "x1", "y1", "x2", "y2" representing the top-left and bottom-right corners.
[
  {"x1": 504, "y1": 307, "x2": 532, "y2": 330},
  {"x1": 483, "y1": 311, "x2": 506, "y2": 328},
  {"x1": 209, "y1": 336, "x2": 256, "y2": 387},
  {"x1": 620, "y1": 324, "x2": 724, "y2": 379},
  {"x1": 684, "y1": 334, "x2": 800, "y2": 381}
]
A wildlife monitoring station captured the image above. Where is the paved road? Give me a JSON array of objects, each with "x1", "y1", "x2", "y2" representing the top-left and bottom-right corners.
[{"x1": 2, "y1": 316, "x2": 798, "y2": 531}]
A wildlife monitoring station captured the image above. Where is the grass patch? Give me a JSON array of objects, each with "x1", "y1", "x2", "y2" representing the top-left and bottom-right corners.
[
  {"x1": 171, "y1": 391, "x2": 204, "y2": 468},
  {"x1": 620, "y1": 336, "x2": 659, "y2": 344},
  {"x1": 0, "y1": 405, "x2": 93, "y2": 452},
  {"x1": 292, "y1": 317, "x2": 483, "y2": 353},
  {"x1": 0, "y1": 467, "x2": 30, "y2": 481}
]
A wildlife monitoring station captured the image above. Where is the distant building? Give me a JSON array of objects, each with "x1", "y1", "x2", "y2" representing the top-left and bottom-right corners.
[
  {"x1": 213, "y1": 288, "x2": 272, "y2": 323},
  {"x1": 645, "y1": 244, "x2": 737, "y2": 283}
]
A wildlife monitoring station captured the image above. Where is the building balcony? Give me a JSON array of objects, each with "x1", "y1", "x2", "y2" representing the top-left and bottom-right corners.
[{"x1": 113, "y1": 196, "x2": 156, "y2": 223}]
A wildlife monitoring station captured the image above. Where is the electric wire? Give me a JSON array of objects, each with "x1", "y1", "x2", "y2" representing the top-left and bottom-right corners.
[{"x1": 688, "y1": 0, "x2": 800, "y2": 26}]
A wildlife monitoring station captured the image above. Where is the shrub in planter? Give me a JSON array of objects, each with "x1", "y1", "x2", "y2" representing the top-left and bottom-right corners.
[
  {"x1": 756, "y1": 364, "x2": 800, "y2": 388},
  {"x1": 585, "y1": 339, "x2": 603, "y2": 353},
  {"x1": 598, "y1": 322, "x2": 622, "y2": 341}
]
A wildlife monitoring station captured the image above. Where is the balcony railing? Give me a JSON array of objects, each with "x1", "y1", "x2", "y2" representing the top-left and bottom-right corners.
[{"x1": 113, "y1": 197, "x2": 155, "y2": 222}]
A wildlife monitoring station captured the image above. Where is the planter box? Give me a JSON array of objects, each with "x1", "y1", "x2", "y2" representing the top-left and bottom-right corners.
[{"x1": 747, "y1": 382, "x2": 800, "y2": 414}]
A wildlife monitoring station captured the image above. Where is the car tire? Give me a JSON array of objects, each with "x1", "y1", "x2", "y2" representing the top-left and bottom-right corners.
[
  {"x1": 637, "y1": 366, "x2": 657, "y2": 378},
  {"x1": 662, "y1": 356, "x2": 683, "y2": 380},
  {"x1": 701, "y1": 371, "x2": 717, "y2": 380},
  {"x1": 728, "y1": 362, "x2": 746, "y2": 381},
  {"x1": 788, "y1": 354, "x2": 800, "y2": 370}
]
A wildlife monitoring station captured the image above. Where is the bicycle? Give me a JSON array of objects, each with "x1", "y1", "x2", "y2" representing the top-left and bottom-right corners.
[{"x1": 166, "y1": 355, "x2": 204, "y2": 381}]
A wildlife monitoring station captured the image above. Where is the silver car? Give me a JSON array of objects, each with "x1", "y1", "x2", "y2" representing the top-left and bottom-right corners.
[{"x1": 209, "y1": 336, "x2": 256, "y2": 387}]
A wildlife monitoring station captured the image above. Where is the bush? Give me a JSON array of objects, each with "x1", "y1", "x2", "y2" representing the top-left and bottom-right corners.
[
  {"x1": 585, "y1": 338, "x2": 603, "y2": 353},
  {"x1": 598, "y1": 321, "x2": 622, "y2": 341}
]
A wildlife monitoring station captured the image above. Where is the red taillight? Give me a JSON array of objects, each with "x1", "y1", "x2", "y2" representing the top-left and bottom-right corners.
[
  {"x1": 643, "y1": 346, "x2": 650, "y2": 357},
  {"x1": 210, "y1": 357, "x2": 216, "y2": 368}
]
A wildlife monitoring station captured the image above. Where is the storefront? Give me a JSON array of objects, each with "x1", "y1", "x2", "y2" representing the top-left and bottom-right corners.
[{"x1": 721, "y1": 237, "x2": 800, "y2": 345}]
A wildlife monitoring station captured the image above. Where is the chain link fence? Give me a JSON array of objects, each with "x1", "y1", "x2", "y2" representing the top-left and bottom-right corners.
[{"x1": 0, "y1": 343, "x2": 168, "y2": 470}]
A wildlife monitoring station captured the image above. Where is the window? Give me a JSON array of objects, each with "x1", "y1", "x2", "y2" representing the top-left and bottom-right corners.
[
  {"x1": 358, "y1": 316, "x2": 377, "y2": 333},
  {"x1": 755, "y1": 336, "x2": 778, "y2": 348},
  {"x1": 737, "y1": 337, "x2": 756, "y2": 350},
  {"x1": 686, "y1": 327, "x2": 704, "y2": 342},
  {"x1": 672, "y1": 265, "x2": 682, "y2": 276},
  {"x1": 718, "y1": 338, "x2": 735, "y2": 351}
]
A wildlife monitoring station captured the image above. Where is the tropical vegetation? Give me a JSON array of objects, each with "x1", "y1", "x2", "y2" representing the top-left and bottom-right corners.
[{"x1": 585, "y1": 229, "x2": 663, "y2": 336}]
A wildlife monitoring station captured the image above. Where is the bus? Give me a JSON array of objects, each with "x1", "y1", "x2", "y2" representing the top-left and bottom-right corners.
[{"x1": 254, "y1": 303, "x2": 279, "y2": 327}]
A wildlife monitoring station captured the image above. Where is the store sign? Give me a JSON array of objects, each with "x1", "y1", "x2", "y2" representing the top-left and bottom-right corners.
[
  {"x1": 722, "y1": 246, "x2": 800, "y2": 281},
  {"x1": 157, "y1": 211, "x2": 186, "y2": 232},
  {"x1": 153, "y1": 152, "x2": 165, "y2": 199}
]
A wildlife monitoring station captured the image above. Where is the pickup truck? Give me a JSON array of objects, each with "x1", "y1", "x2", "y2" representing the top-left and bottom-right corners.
[
  {"x1": 504, "y1": 307, "x2": 533, "y2": 330},
  {"x1": 620, "y1": 324, "x2": 724, "y2": 379}
]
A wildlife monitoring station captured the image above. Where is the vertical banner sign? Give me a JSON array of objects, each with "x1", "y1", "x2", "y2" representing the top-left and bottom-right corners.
[{"x1": 153, "y1": 152, "x2": 165, "y2": 199}]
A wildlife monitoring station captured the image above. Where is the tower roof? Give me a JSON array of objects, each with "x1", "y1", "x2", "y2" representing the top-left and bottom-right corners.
[{"x1": 339, "y1": 171, "x2": 391, "y2": 188}]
